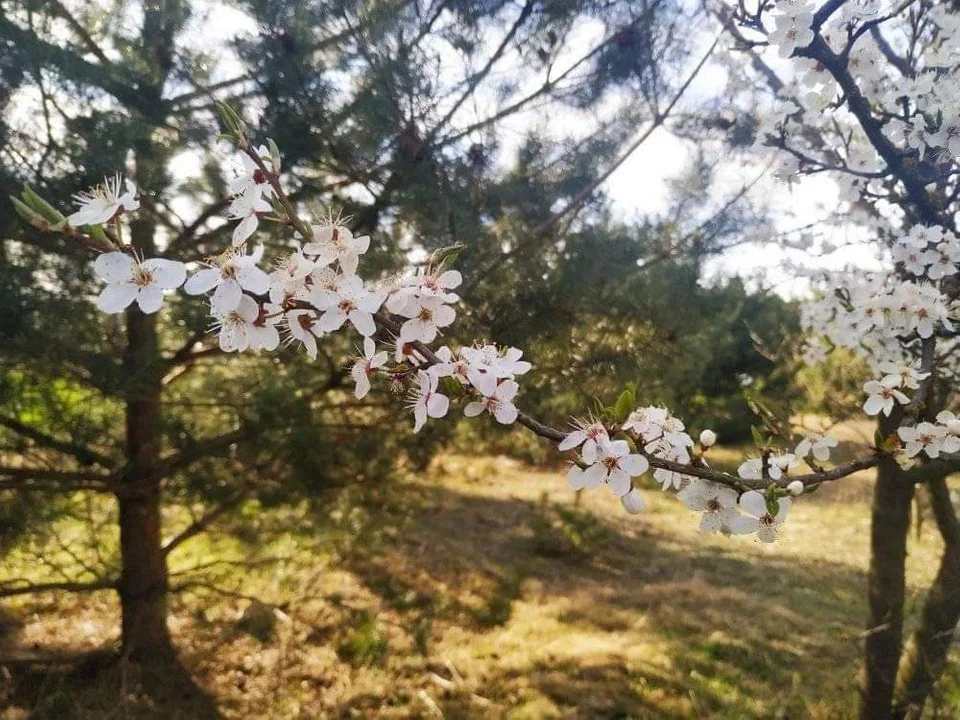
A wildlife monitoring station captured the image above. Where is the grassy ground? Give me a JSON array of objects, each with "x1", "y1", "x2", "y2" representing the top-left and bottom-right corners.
[{"x1": 1, "y1": 447, "x2": 958, "y2": 718}]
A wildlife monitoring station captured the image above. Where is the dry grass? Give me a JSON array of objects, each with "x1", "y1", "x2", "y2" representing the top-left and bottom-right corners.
[{"x1": 1, "y1": 450, "x2": 958, "y2": 719}]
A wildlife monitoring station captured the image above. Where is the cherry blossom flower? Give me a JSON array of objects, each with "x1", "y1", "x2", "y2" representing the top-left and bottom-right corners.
[
  {"x1": 351, "y1": 337, "x2": 388, "y2": 399},
  {"x1": 898, "y1": 422, "x2": 948, "y2": 459},
  {"x1": 878, "y1": 360, "x2": 929, "y2": 390},
  {"x1": 229, "y1": 144, "x2": 277, "y2": 200},
  {"x1": 398, "y1": 302, "x2": 457, "y2": 344},
  {"x1": 460, "y1": 344, "x2": 532, "y2": 379},
  {"x1": 428, "y1": 346, "x2": 472, "y2": 384},
  {"x1": 768, "y1": 11, "x2": 814, "y2": 59},
  {"x1": 93, "y1": 252, "x2": 185, "y2": 314},
  {"x1": 303, "y1": 224, "x2": 370, "y2": 275},
  {"x1": 269, "y1": 250, "x2": 315, "y2": 303},
  {"x1": 409, "y1": 370, "x2": 449, "y2": 433},
  {"x1": 731, "y1": 491, "x2": 791, "y2": 543},
  {"x1": 677, "y1": 479, "x2": 740, "y2": 534},
  {"x1": 282, "y1": 308, "x2": 323, "y2": 359},
  {"x1": 315, "y1": 274, "x2": 382, "y2": 336},
  {"x1": 184, "y1": 245, "x2": 271, "y2": 314},
  {"x1": 580, "y1": 439, "x2": 649, "y2": 497},
  {"x1": 228, "y1": 191, "x2": 272, "y2": 247},
  {"x1": 558, "y1": 419, "x2": 609, "y2": 465},
  {"x1": 214, "y1": 295, "x2": 279, "y2": 352},
  {"x1": 863, "y1": 377, "x2": 910, "y2": 416},
  {"x1": 794, "y1": 434, "x2": 838, "y2": 462},
  {"x1": 69, "y1": 175, "x2": 140, "y2": 226},
  {"x1": 464, "y1": 371, "x2": 520, "y2": 425}
]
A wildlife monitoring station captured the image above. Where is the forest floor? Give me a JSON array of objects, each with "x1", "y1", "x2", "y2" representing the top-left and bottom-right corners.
[{"x1": 2, "y1": 430, "x2": 959, "y2": 718}]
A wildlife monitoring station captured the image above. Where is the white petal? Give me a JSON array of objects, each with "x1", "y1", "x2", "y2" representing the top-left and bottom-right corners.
[
  {"x1": 439, "y1": 270, "x2": 462, "y2": 289},
  {"x1": 567, "y1": 466, "x2": 586, "y2": 490},
  {"x1": 237, "y1": 265, "x2": 271, "y2": 295},
  {"x1": 620, "y1": 454, "x2": 649, "y2": 477},
  {"x1": 349, "y1": 310, "x2": 377, "y2": 337},
  {"x1": 739, "y1": 490, "x2": 767, "y2": 519},
  {"x1": 141, "y1": 258, "x2": 185, "y2": 289},
  {"x1": 184, "y1": 268, "x2": 220, "y2": 295},
  {"x1": 211, "y1": 279, "x2": 243, "y2": 315},
  {"x1": 559, "y1": 430, "x2": 586, "y2": 452},
  {"x1": 94, "y1": 252, "x2": 135, "y2": 282},
  {"x1": 319, "y1": 309, "x2": 347, "y2": 332},
  {"x1": 463, "y1": 401, "x2": 485, "y2": 418},
  {"x1": 232, "y1": 215, "x2": 258, "y2": 247},
  {"x1": 135, "y1": 284, "x2": 165, "y2": 314},
  {"x1": 863, "y1": 395, "x2": 885, "y2": 416},
  {"x1": 427, "y1": 393, "x2": 449, "y2": 419},
  {"x1": 96, "y1": 283, "x2": 138, "y2": 313},
  {"x1": 494, "y1": 403, "x2": 518, "y2": 425},
  {"x1": 607, "y1": 469, "x2": 631, "y2": 497}
]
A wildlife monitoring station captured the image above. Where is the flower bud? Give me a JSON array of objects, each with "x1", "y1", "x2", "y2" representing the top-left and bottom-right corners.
[
  {"x1": 699, "y1": 429, "x2": 717, "y2": 448},
  {"x1": 620, "y1": 488, "x2": 646, "y2": 515},
  {"x1": 787, "y1": 480, "x2": 804, "y2": 496}
]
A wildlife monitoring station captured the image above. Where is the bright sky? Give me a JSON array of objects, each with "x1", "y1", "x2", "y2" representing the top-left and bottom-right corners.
[{"x1": 7, "y1": 0, "x2": 884, "y2": 296}]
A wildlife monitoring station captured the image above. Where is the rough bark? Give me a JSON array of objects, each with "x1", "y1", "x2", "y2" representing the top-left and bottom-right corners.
[
  {"x1": 116, "y1": 200, "x2": 171, "y2": 660},
  {"x1": 893, "y1": 476, "x2": 960, "y2": 719},
  {"x1": 861, "y1": 443, "x2": 915, "y2": 719}
]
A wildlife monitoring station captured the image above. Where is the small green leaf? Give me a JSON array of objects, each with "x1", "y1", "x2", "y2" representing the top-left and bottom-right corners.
[
  {"x1": 430, "y1": 243, "x2": 466, "y2": 270},
  {"x1": 613, "y1": 388, "x2": 634, "y2": 423},
  {"x1": 267, "y1": 138, "x2": 281, "y2": 172},
  {"x1": 10, "y1": 196, "x2": 47, "y2": 228},
  {"x1": 22, "y1": 186, "x2": 66, "y2": 222}
]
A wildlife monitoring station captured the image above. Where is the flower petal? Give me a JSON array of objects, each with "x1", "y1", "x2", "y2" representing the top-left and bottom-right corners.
[
  {"x1": 96, "y1": 282, "x2": 138, "y2": 313},
  {"x1": 94, "y1": 252, "x2": 135, "y2": 283}
]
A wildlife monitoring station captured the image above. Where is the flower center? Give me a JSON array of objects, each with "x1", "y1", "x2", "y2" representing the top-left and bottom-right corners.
[
  {"x1": 339, "y1": 299, "x2": 357, "y2": 313},
  {"x1": 132, "y1": 267, "x2": 154, "y2": 287}
]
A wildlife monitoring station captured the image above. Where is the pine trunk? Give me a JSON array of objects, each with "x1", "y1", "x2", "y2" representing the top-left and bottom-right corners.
[{"x1": 117, "y1": 175, "x2": 170, "y2": 659}]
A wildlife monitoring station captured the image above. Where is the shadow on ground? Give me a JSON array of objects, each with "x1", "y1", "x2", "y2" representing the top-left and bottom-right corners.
[{"x1": 3, "y1": 468, "x2": 951, "y2": 718}]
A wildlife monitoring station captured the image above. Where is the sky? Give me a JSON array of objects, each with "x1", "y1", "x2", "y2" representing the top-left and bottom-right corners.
[{"x1": 6, "y1": 0, "x2": 884, "y2": 297}]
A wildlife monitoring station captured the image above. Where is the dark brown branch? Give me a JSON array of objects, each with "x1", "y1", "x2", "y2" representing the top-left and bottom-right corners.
[
  {"x1": 0, "y1": 413, "x2": 114, "y2": 468},
  {"x1": 0, "y1": 578, "x2": 115, "y2": 598},
  {"x1": 161, "y1": 490, "x2": 248, "y2": 557}
]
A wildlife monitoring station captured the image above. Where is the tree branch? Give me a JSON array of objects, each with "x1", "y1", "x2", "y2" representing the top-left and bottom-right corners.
[{"x1": 0, "y1": 414, "x2": 114, "y2": 468}]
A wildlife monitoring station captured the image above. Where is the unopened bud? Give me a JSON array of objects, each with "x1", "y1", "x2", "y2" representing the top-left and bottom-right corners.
[
  {"x1": 699, "y1": 429, "x2": 717, "y2": 448},
  {"x1": 787, "y1": 480, "x2": 804, "y2": 496},
  {"x1": 620, "y1": 488, "x2": 646, "y2": 515}
]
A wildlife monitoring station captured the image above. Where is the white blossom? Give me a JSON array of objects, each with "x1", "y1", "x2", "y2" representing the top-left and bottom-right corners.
[
  {"x1": 93, "y1": 252, "x2": 185, "y2": 314},
  {"x1": 69, "y1": 175, "x2": 139, "y2": 226}
]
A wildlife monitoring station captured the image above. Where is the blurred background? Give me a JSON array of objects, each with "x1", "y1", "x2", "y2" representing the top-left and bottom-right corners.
[{"x1": 0, "y1": 0, "x2": 954, "y2": 717}]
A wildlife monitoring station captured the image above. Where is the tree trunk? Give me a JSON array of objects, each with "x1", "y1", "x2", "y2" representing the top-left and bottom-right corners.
[
  {"x1": 861, "y1": 451, "x2": 915, "y2": 719},
  {"x1": 116, "y1": 251, "x2": 171, "y2": 660},
  {"x1": 893, "y1": 476, "x2": 960, "y2": 718}
]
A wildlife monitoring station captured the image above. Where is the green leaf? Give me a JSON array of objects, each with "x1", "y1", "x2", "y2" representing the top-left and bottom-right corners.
[
  {"x1": 613, "y1": 387, "x2": 635, "y2": 423},
  {"x1": 10, "y1": 196, "x2": 47, "y2": 228},
  {"x1": 22, "y1": 186, "x2": 66, "y2": 223},
  {"x1": 267, "y1": 138, "x2": 281, "y2": 172},
  {"x1": 216, "y1": 101, "x2": 247, "y2": 139},
  {"x1": 430, "y1": 243, "x2": 466, "y2": 270},
  {"x1": 751, "y1": 425, "x2": 765, "y2": 449}
]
